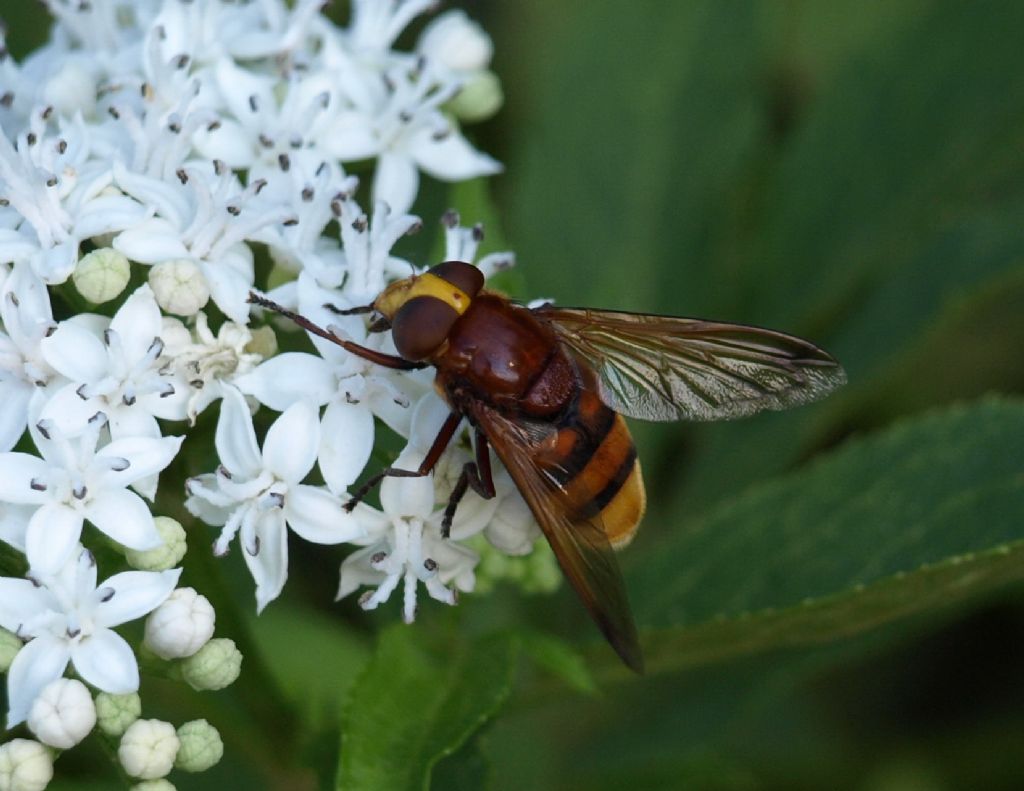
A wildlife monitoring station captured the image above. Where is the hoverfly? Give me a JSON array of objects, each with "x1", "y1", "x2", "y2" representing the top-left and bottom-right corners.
[{"x1": 249, "y1": 260, "x2": 845, "y2": 672}]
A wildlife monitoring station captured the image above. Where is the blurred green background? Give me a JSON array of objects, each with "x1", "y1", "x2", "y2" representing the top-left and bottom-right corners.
[{"x1": 7, "y1": 1, "x2": 1024, "y2": 789}]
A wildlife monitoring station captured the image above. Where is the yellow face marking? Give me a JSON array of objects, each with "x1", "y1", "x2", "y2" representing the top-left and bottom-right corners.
[{"x1": 374, "y1": 273, "x2": 472, "y2": 319}]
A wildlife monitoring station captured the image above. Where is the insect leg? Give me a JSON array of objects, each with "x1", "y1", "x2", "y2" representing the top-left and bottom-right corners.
[
  {"x1": 323, "y1": 303, "x2": 373, "y2": 316},
  {"x1": 343, "y1": 411, "x2": 464, "y2": 511},
  {"x1": 247, "y1": 292, "x2": 427, "y2": 370},
  {"x1": 441, "y1": 429, "x2": 496, "y2": 538}
]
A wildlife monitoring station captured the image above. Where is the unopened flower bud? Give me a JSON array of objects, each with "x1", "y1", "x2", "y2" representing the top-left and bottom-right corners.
[
  {"x1": 174, "y1": 720, "x2": 223, "y2": 772},
  {"x1": 95, "y1": 692, "x2": 142, "y2": 738},
  {"x1": 0, "y1": 627, "x2": 22, "y2": 672},
  {"x1": 126, "y1": 517, "x2": 187, "y2": 571},
  {"x1": 149, "y1": 259, "x2": 210, "y2": 316},
  {"x1": 418, "y1": 10, "x2": 493, "y2": 72},
  {"x1": 72, "y1": 248, "x2": 131, "y2": 304},
  {"x1": 144, "y1": 587, "x2": 215, "y2": 659},
  {"x1": 131, "y1": 781, "x2": 176, "y2": 791},
  {"x1": 449, "y1": 70, "x2": 504, "y2": 123},
  {"x1": 180, "y1": 638, "x2": 242, "y2": 691},
  {"x1": 244, "y1": 325, "x2": 278, "y2": 359},
  {"x1": 119, "y1": 719, "x2": 180, "y2": 780},
  {"x1": 0, "y1": 740, "x2": 54, "y2": 791},
  {"x1": 27, "y1": 678, "x2": 96, "y2": 749}
]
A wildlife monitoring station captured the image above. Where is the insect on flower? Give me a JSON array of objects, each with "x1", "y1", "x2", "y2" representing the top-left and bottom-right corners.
[{"x1": 249, "y1": 261, "x2": 846, "y2": 672}]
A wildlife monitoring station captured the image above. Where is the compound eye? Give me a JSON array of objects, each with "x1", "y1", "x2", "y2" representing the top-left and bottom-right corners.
[
  {"x1": 429, "y1": 260, "x2": 484, "y2": 297},
  {"x1": 391, "y1": 296, "x2": 458, "y2": 361}
]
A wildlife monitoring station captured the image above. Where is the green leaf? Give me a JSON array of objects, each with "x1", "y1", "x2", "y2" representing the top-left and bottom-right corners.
[
  {"x1": 337, "y1": 627, "x2": 519, "y2": 791},
  {"x1": 615, "y1": 400, "x2": 1024, "y2": 677},
  {"x1": 635, "y1": 398, "x2": 1024, "y2": 627},
  {"x1": 249, "y1": 604, "x2": 372, "y2": 731}
]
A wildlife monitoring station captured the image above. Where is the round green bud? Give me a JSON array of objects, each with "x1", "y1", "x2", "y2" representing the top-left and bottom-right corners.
[
  {"x1": 174, "y1": 720, "x2": 223, "y2": 772},
  {"x1": 125, "y1": 517, "x2": 187, "y2": 571},
  {"x1": 449, "y1": 70, "x2": 503, "y2": 123},
  {"x1": 95, "y1": 692, "x2": 142, "y2": 738},
  {"x1": 180, "y1": 638, "x2": 242, "y2": 691},
  {"x1": 149, "y1": 259, "x2": 210, "y2": 316},
  {"x1": 245, "y1": 325, "x2": 278, "y2": 359},
  {"x1": 72, "y1": 248, "x2": 131, "y2": 304},
  {"x1": 0, "y1": 627, "x2": 23, "y2": 673},
  {"x1": 131, "y1": 781, "x2": 176, "y2": 791}
]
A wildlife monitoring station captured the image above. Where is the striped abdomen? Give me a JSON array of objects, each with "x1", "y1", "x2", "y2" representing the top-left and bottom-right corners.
[{"x1": 541, "y1": 388, "x2": 647, "y2": 547}]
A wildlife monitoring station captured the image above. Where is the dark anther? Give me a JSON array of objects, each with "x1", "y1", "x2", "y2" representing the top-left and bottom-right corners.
[
  {"x1": 174, "y1": 53, "x2": 190, "y2": 69},
  {"x1": 99, "y1": 587, "x2": 115, "y2": 602},
  {"x1": 258, "y1": 134, "x2": 273, "y2": 148},
  {"x1": 108, "y1": 457, "x2": 130, "y2": 472},
  {"x1": 76, "y1": 384, "x2": 90, "y2": 400},
  {"x1": 278, "y1": 152, "x2": 291, "y2": 171},
  {"x1": 176, "y1": 168, "x2": 188, "y2": 184},
  {"x1": 301, "y1": 186, "x2": 314, "y2": 202},
  {"x1": 57, "y1": 140, "x2": 67, "y2": 154},
  {"x1": 248, "y1": 94, "x2": 259, "y2": 112},
  {"x1": 352, "y1": 216, "x2": 367, "y2": 232},
  {"x1": 73, "y1": 485, "x2": 87, "y2": 500},
  {"x1": 0, "y1": 93, "x2": 13, "y2": 108},
  {"x1": 358, "y1": 590, "x2": 374, "y2": 607},
  {"x1": 472, "y1": 223, "x2": 484, "y2": 242},
  {"x1": 29, "y1": 479, "x2": 47, "y2": 492},
  {"x1": 168, "y1": 120, "x2": 182, "y2": 134},
  {"x1": 371, "y1": 551, "x2": 387, "y2": 564},
  {"x1": 282, "y1": 217, "x2": 299, "y2": 226},
  {"x1": 122, "y1": 393, "x2": 136, "y2": 406},
  {"x1": 66, "y1": 627, "x2": 81, "y2": 639},
  {"x1": 45, "y1": 176, "x2": 57, "y2": 187},
  {"x1": 252, "y1": 179, "x2": 267, "y2": 194},
  {"x1": 35, "y1": 421, "x2": 50, "y2": 439},
  {"x1": 108, "y1": 107, "x2": 120, "y2": 120},
  {"x1": 441, "y1": 209, "x2": 459, "y2": 228},
  {"x1": 246, "y1": 536, "x2": 261, "y2": 556},
  {"x1": 423, "y1": 558, "x2": 438, "y2": 572},
  {"x1": 207, "y1": 120, "x2": 221, "y2": 132},
  {"x1": 226, "y1": 205, "x2": 241, "y2": 216},
  {"x1": 217, "y1": 464, "x2": 232, "y2": 480},
  {"x1": 41, "y1": 105, "x2": 53, "y2": 120}
]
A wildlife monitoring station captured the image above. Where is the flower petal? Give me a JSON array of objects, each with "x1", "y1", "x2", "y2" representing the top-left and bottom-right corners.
[
  {"x1": 6, "y1": 634, "x2": 71, "y2": 727},
  {"x1": 93, "y1": 568, "x2": 181, "y2": 628},
  {"x1": 0, "y1": 382, "x2": 30, "y2": 452},
  {"x1": 0, "y1": 453, "x2": 50, "y2": 504},
  {"x1": 39, "y1": 321, "x2": 107, "y2": 383},
  {"x1": 318, "y1": 400, "x2": 374, "y2": 493},
  {"x1": 112, "y1": 217, "x2": 190, "y2": 263},
  {"x1": 379, "y1": 446, "x2": 435, "y2": 520},
  {"x1": 409, "y1": 126, "x2": 502, "y2": 181},
  {"x1": 285, "y1": 484, "x2": 363, "y2": 544},
  {"x1": 243, "y1": 510, "x2": 288, "y2": 614},
  {"x1": 215, "y1": 387, "x2": 262, "y2": 479},
  {"x1": 70, "y1": 628, "x2": 139, "y2": 693},
  {"x1": 235, "y1": 353, "x2": 335, "y2": 411},
  {"x1": 94, "y1": 435, "x2": 184, "y2": 489},
  {"x1": 263, "y1": 401, "x2": 319, "y2": 483},
  {"x1": 85, "y1": 489, "x2": 161, "y2": 551},
  {"x1": 0, "y1": 578, "x2": 55, "y2": 634},
  {"x1": 372, "y1": 152, "x2": 419, "y2": 216},
  {"x1": 108, "y1": 285, "x2": 162, "y2": 367},
  {"x1": 26, "y1": 503, "x2": 83, "y2": 577}
]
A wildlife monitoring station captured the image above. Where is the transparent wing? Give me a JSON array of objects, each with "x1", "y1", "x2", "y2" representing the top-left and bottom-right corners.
[
  {"x1": 468, "y1": 400, "x2": 643, "y2": 673},
  {"x1": 534, "y1": 306, "x2": 847, "y2": 422}
]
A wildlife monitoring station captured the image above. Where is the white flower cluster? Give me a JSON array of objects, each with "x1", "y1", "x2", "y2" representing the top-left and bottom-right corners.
[{"x1": 0, "y1": 1, "x2": 539, "y2": 783}]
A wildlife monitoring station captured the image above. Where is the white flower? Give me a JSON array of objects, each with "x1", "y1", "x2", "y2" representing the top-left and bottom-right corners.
[
  {"x1": 119, "y1": 719, "x2": 179, "y2": 780},
  {"x1": 334, "y1": 198, "x2": 421, "y2": 303},
  {"x1": 0, "y1": 739, "x2": 53, "y2": 791},
  {"x1": 346, "y1": 0, "x2": 437, "y2": 57},
  {"x1": 325, "y1": 61, "x2": 501, "y2": 215},
  {"x1": 39, "y1": 285, "x2": 190, "y2": 443},
  {"x1": 0, "y1": 548, "x2": 180, "y2": 727},
  {"x1": 0, "y1": 411, "x2": 182, "y2": 576},
  {"x1": 27, "y1": 677, "x2": 97, "y2": 749},
  {"x1": 0, "y1": 114, "x2": 147, "y2": 283},
  {"x1": 160, "y1": 312, "x2": 263, "y2": 424},
  {"x1": 143, "y1": 588, "x2": 215, "y2": 660},
  {"x1": 239, "y1": 275, "x2": 428, "y2": 486},
  {"x1": 0, "y1": 265, "x2": 59, "y2": 451},
  {"x1": 185, "y1": 387, "x2": 363, "y2": 612},
  {"x1": 337, "y1": 422, "x2": 494, "y2": 622},
  {"x1": 112, "y1": 164, "x2": 291, "y2": 323}
]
